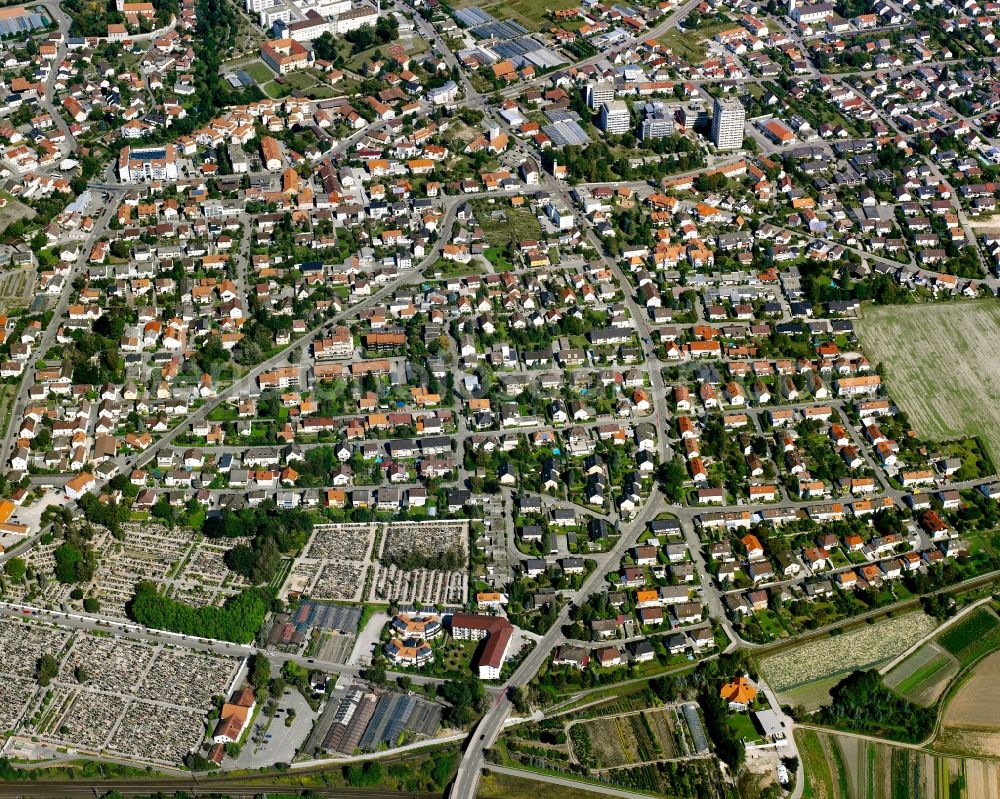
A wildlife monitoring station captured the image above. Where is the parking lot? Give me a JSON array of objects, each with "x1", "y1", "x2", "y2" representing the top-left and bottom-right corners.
[{"x1": 231, "y1": 687, "x2": 316, "y2": 769}]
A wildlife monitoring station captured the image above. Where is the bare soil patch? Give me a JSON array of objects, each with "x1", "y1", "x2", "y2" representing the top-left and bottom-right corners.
[{"x1": 943, "y1": 650, "x2": 1000, "y2": 729}]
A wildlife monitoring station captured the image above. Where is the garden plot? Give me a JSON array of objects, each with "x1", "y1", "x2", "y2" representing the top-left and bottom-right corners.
[
  {"x1": 58, "y1": 634, "x2": 157, "y2": 695},
  {"x1": 760, "y1": 613, "x2": 937, "y2": 700},
  {"x1": 572, "y1": 707, "x2": 685, "y2": 769},
  {"x1": 0, "y1": 618, "x2": 70, "y2": 677},
  {"x1": 0, "y1": 266, "x2": 36, "y2": 313}
]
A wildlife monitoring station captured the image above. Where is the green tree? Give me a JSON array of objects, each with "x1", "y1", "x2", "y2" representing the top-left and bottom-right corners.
[
  {"x1": 249, "y1": 653, "x2": 271, "y2": 694},
  {"x1": 36, "y1": 653, "x2": 58, "y2": 686},
  {"x1": 4, "y1": 557, "x2": 25, "y2": 582},
  {"x1": 54, "y1": 541, "x2": 96, "y2": 583}
]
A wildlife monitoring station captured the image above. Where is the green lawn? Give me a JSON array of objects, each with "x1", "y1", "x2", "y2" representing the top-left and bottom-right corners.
[
  {"x1": 728, "y1": 712, "x2": 763, "y2": 743},
  {"x1": 263, "y1": 68, "x2": 339, "y2": 99},
  {"x1": 484, "y1": 246, "x2": 514, "y2": 271},
  {"x1": 243, "y1": 60, "x2": 274, "y2": 83},
  {"x1": 657, "y1": 20, "x2": 732, "y2": 64}
]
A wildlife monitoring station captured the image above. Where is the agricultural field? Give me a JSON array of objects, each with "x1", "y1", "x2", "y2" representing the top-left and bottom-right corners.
[
  {"x1": 840, "y1": 736, "x2": 934, "y2": 799},
  {"x1": 941, "y1": 650, "x2": 1000, "y2": 751},
  {"x1": 774, "y1": 674, "x2": 847, "y2": 714},
  {"x1": 760, "y1": 613, "x2": 937, "y2": 705},
  {"x1": 857, "y1": 301, "x2": 1000, "y2": 468},
  {"x1": 937, "y1": 607, "x2": 1000, "y2": 667},
  {"x1": 478, "y1": 771, "x2": 596, "y2": 799},
  {"x1": 884, "y1": 643, "x2": 959, "y2": 706},
  {"x1": 922, "y1": 756, "x2": 1000, "y2": 799},
  {"x1": 801, "y1": 731, "x2": 943, "y2": 799},
  {"x1": 796, "y1": 728, "x2": 849, "y2": 799}
]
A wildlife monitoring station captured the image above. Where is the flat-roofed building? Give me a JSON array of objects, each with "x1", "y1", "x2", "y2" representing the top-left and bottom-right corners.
[{"x1": 118, "y1": 144, "x2": 178, "y2": 183}]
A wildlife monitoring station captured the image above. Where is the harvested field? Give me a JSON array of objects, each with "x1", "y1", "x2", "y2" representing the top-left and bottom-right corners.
[
  {"x1": 935, "y1": 727, "x2": 1000, "y2": 758},
  {"x1": 943, "y1": 650, "x2": 1000, "y2": 729},
  {"x1": 836, "y1": 734, "x2": 863, "y2": 798},
  {"x1": 963, "y1": 758, "x2": 1000, "y2": 798},
  {"x1": 857, "y1": 301, "x2": 1000, "y2": 467},
  {"x1": 884, "y1": 642, "x2": 959, "y2": 706},
  {"x1": 479, "y1": 769, "x2": 610, "y2": 799}
]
